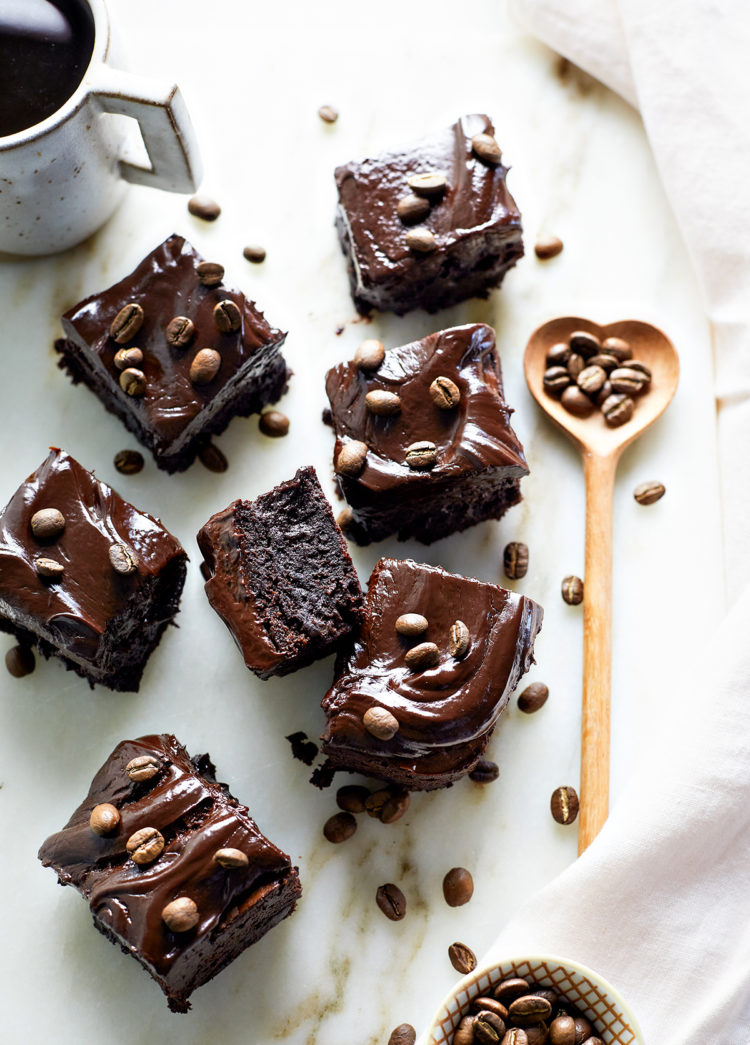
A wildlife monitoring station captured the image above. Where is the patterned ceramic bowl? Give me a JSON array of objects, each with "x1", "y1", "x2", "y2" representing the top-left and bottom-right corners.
[{"x1": 425, "y1": 954, "x2": 645, "y2": 1044}]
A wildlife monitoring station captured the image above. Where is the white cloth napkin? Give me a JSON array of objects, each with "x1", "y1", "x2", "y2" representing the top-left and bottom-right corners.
[{"x1": 476, "y1": 2, "x2": 750, "y2": 1042}]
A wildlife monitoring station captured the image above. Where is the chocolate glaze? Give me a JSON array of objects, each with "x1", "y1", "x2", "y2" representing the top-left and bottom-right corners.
[
  {"x1": 39, "y1": 735, "x2": 300, "y2": 1007},
  {"x1": 320, "y1": 558, "x2": 543, "y2": 788}
]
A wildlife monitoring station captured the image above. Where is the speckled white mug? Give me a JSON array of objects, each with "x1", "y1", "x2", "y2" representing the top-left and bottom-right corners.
[{"x1": 0, "y1": 0, "x2": 202, "y2": 255}]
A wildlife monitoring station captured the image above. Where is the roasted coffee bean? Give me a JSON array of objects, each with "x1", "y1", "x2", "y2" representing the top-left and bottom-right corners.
[
  {"x1": 405, "y1": 227, "x2": 437, "y2": 253},
  {"x1": 336, "y1": 506, "x2": 353, "y2": 532},
  {"x1": 469, "y1": 758, "x2": 499, "y2": 783},
  {"x1": 454, "y1": 1016, "x2": 478, "y2": 1045},
  {"x1": 376, "y1": 883, "x2": 406, "y2": 921},
  {"x1": 568, "y1": 330, "x2": 600, "y2": 357},
  {"x1": 397, "y1": 193, "x2": 431, "y2": 225},
  {"x1": 405, "y1": 440, "x2": 438, "y2": 469},
  {"x1": 610, "y1": 366, "x2": 649, "y2": 395},
  {"x1": 363, "y1": 706, "x2": 399, "y2": 740},
  {"x1": 198, "y1": 442, "x2": 228, "y2": 473},
  {"x1": 405, "y1": 641, "x2": 440, "y2": 671},
  {"x1": 213, "y1": 298, "x2": 242, "y2": 333},
  {"x1": 353, "y1": 338, "x2": 385, "y2": 370},
  {"x1": 580, "y1": 1039, "x2": 602, "y2": 1045},
  {"x1": 408, "y1": 171, "x2": 447, "y2": 197},
  {"x1": 213, "y1": 847, "x2": 249, "y2": 868},
  {"x1": 165, "y1": 315, "x2": 196, "y2": 348},
  {"x1": 504, "y1": 541, "x2": 529, "y2": 579},
  {"x1": 573, "y1": 1017, "x2": 593, "y2": 1043},
  {"x1": 534, "y1": 235, "x2": 563, "y2": 260},
  {"x1": 162, "y1": 897, "x2": 200, "y2": 932},
  {"x1": 577, "y1": 365, "x2": 607, "y2": 395},
  {"x1": 522, "y1": 1025, "x2": 549, "y2": 1045},
  {"x1": 471, "y1": 133, "x2": 503, "y2": 165},
  {"x1": 449, "y1": 942, "x2": 477, "y2": 974},
  {"x1": 30, "y1": 508, "x2": 65, "y2": 539},
  {"x1": 114, "y1": 449, "x2": 144, "y2": 475},
  {"x1": 364, "y1": 788, "x2": 391, "y2": 819},
  {"x1": 110, "y1": 302, "x2": 144, "y2": 343},
  {"x1": 551, "y1": 785, "x2": 580, "y2": 825},
  {"x1": 366, "y1": 389, "x2": 401, "y2": 416},
  {"x1": 196, "y1": 260, "x2": 224, "y2": 286},
  {"x1": 595, "y1": 380, "x2": 613, "y2": 407},
  {"x1": 530, "y1": 988, "x2": 558, "y2": 1007},
  {"x1": 119, "y1": 367, "x2": 146, "y2": 397},
  {"x1": 36, "y1": 557, "x2": 64, "y2": 580},
  {"x1": 601, "y1": 392, "x2": 634, "y2": 427},
  {"x1": 5, "y1": 645, "x2": 35, "y2": 678},
  {"x1": 443, "y1": 867, "x2": 474, "y2": 907},
  {"x1": 336, "y1": 784, "x2": 371, "y2": 813},
  {"x1": 634, "y1": 480, "x2": 665, "y2": 505},
  {"x1": 388, "y1": 1024, "x2": 416, "y2": 1045},
  {"x1": 546, "y1": 342, "x2": 571, "y2": 366},
  {"x1": 395, "y1": 613, "x2": 428, "y2": 637},
  {"x1": 501, "y1": 1031, "x2": 528, "y2": 1045},
  {"x1": 318, "y1": 103, "x2": 339, "y2": 124},
  {"x1": 561, "y1": 385, "x2": 595, "y2": 417},
  {"x1": 126, "y1": 826, "x2": 165, "y2": 865},
  {"x1": 625, "y1": 359, "x2": 652, "y2": 379},
  {"x1": 89, "y1": 803, "x2": 120, "y2": 836},
  {"x1": 549, "y1": 1014, "x2": 576, "y2": 1045},
  {"x1": 337, "y1": 440, "x2": 369, "y2": 476},
  {"x1": 430, "y1": 375, "x2": 461, "y2": 410},
  {"x1": 509, "y1": 995, "x2": 552, "y2": 1024},
  {"x1": 561, "y1": 575, "x2": 583, "y2": 605},
  {"x1": 380, "y1": 789, "x2": 411, "y2": 824},
  {"x1": 323, "y1": 811, "x2": 357, "y2": 843},
  {"x1": 587, "y1": 354, "x2": 619, "y2": 373},
  {"x1": 601, "y1": 335, "x2": 632, "y2": 361},
  {"x1": 126, "y1": 754, "x2": 161, "y2": 782},
  {"x1": 190, "y1": 347, "x2": 221, "y2": 385},
  {"x1": 517, "y1": 681, "x2": 549, "y2": 713},
  {"x1": 188, "y1": 194, "x2": 221, "y2": 221},
  {"x1": 109, "y1": 543, "x2": 137, "y2": 575},
  {"x1": 567, "y1": 353, "x2": 584, "y2": 380},
  {"x1": 114, "y1": 346, "x2": 144, "y2": 371},
  {"x1": 449, "y1": 620, "x2": 470, "y2": 659},
  {"x1": 243, "y1": 244, "x2": 266, "y2": 263},
  {"x1": 542, "y1": 366, "x2": 570, "y2": 396},
  {"x1": 475, "y1": 1011, "x2": 506, "y2": 1044},
  {"x1": 259, "y1": 410, "x2": 290, "y2": 438},
  {"x1": 471, "y1": 998, "x2": 509, "y2": 1022},
  {"x1": 494, "y1": 978, "x2": 530, "y2": 1005}
]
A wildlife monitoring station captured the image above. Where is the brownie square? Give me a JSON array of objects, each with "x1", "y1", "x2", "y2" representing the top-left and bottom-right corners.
[
  {"x1": 56, "y1": 234, "x2": 289, "y2": 473},
  {"x1": 317, "y1": 558, "x2": 543, "y2": 791},
  {"x1": 0, "y1": 449, "x2": 186, "y2": 691},
  {"x1": 38, "y1": 734, "x2": 302, "y2": 1013},
  {"x1": 197, "y1": 466, "x2": 364, "y2": 679},
  {"x1": 325, "y1": 323, "x2": 528, "y2": 545},
  {"x1": 334, "y1": 113, "x2": 523, "y2": 315}
]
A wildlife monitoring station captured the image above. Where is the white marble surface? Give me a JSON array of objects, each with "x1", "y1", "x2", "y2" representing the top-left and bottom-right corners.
[{"x1": 0, "y1": 0, "x2": 722, "y2": 1041}]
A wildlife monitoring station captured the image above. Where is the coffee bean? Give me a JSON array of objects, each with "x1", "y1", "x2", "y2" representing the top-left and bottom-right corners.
[
  {"x1": 213, "y1": 298, "x2": 242, "y2": 333},
  {"x1": 196, "y1": 260, "x2": 224, "y2": 286},
  {"x1": 405, "y1": 440, "x2": 438, "y2": 469},
  {"x1": 213, "y1": 847, "x2": 250, "y2": 868},
  {"x1": 188, "y1": 194, "x2": 221, "y2": 221},
  {"x1": 114, "y1": 346, "x2": 144, "y2": 371},
  {"x1": 430, "y1": 375, "x2": 461, "y2": 410},
  {"x1": 610, "y1": 366, "x2": 648, "y2": 395},
  {"x1": 126, "y1": 826, "x2": 165, "y2": 864},
  {"x1": 388, "y1": 1024, "x2": 416, "y2": 1045},
  {"x1": 443, "y1": 867, "x2": 474, "y2": 907},
  {"x1": 363, "y1": 706, "x2": 399, "y2": 740},
  {"x1": 110, "y1": 302, "x2": 144, "y2": 343},
  {"x1": 561, "y1": 575, "x2": 583, "y2": 605},
  {"x1": 634, "y1": 480, "x2": 665, "y2": 505},
  {"x1": 259, "y1": 410, "x2": 290, "y2": 437},
  {"x1": 336, "y1": 507, "x2": 353, "y2": 533},
  {"x1": 36, "y1": 557, "x2": 63, "y2": 580},
  {"x1": 109, "y1": 543, "x2": 137, "y2": 575},
  {"x1": 364, "y1": 788, "x2": 390, "y2": 819},
  {"x1": 475, "y1": 1011, "x2": 506, "y2": 1044},
  {"x1": 30, "y1": 508, "x2": 65, "y2": 539},
  {"x1": 546, "y1": 342, "x2": 571, "y2": 366},
  {"x1": 568, "y1": 331, "x2": 600, "y2": 357},
  {"x1": 376, "y1": 883, "x2": 406, "y2": 921},
  {"x1": 542, "y1": 366, "x2": 570, "y2": 396},
  {"x1": 405, "y1": 228, "x2": 437, "y2": 253},
  {"x1": 198, "y1": 442, "x2": 228, "y2": 473},
  {"x1": 517, "y1": 681, "x2": 549, "y2": 713},
  {"x1": 190, "y1": 348, "x2": 222, "y2": 385},
  {"x1": 5, "y1": 645, "x2": 34, "y2": 678},
  {"x1": 323, "y1": 811, "x2": 357, "y2": 843},
  {"x1": 448, "y1": 941, "x2": 477, "y2": 974},
  {"x1": 471, "y1": 133, "x2": 503, "y2": 165},
  {"x1": 380, "y1": 788, "x2": 411, "y2": 824},
  {"x1": 165, "y1": 315, "x2": 196, "y2": 348},
  {"x1": 567, "y1": 353, "x2": 584, "y2": 380},
  {"x1": 407, "y1": 171, "x2": 447, "y2": 197},
  {"x1": 534, "y1": 236, "x2": 563, "y2": 260},
  {"x1": 509, "y1": 995, "x2": 552, "y2": 1024},
  {"x1": 89, "y1": 803, "x2": 120, "y2": 836},
  {"x1": 119, "y1": 367, "x2": 146, "y2": 397},
  {"x1": 577, "y1": 365, "x2": 607, "y2": 395},
  {"x1": 551, "y1": 785, "x2": 579, "y2": 825},
  {"x1": 126, "y1": 754, "x2": 161, "y2": 782},
  {"x1": 395, "y1": 613, "x2": 428, "y2": 637},
  {"x1": 397, "y1": 193, "x2": 431, "y2": 225},
  {"x1": 587, "y1": 354, "x2": 619, "y2": 373},
  {"x1": 365, "y1": 389, "x2": 401, "y2": 416},
  {"x1": 162, "y1": 897, "x2": 200, "y2": 932},
  {"x1": 522, "y1": 1026, "x2": 548, "y2": 1045},
  {"x1": 494, "y1": 979, "x2": 530, "y2": 1005},
  {"x1": 114, "y1": 449, "x2": 144, "y2": 475},
  {"x1": 405, "y1": 641, "x2": 440, "y2": 671},
  {"x1": 449, "y1": 620, "x2": 470, "y2": 659},
  {"x1": 353, "y1": 338, "x2": 385, "y2": 370},
  {"x1": 454, "y1": 1016, "x2": 478, "y2": 1045},
  {"x1": 336, "y1": 784, "x2": 371, "y2": 813},
  {"x1": 596, "y1": 380, "x2": 613, "y2": 407},
  {"x1": 549, "y1": 1014, "x2": 576, "y2": 1045},
  {"x1": 504, "y1": 541, "x2": 529, "y2": 580},
  {"x1": 580, "y1": 1039, "x2": 602, "y2": 1045},
  {"x1": 573, "y1": 1017, "x2": 593, "y2": 1043},
  {"x1": 625, "y1": 359, "x2": 652, "y2": 380},
  {"x1": 318, "y1": 104, "x2": 339, "y2": 124},
  {"x1": 337, "y1": 440, "x2": 369, "y2": 477},
  {"x1": 601, "y1": 392, "x2": 634, "y2": 427},
  {"x1": 243, "y1": 244, "x2": 266, "y2": 263},
  {"x1": 561, "y1": 385, "x2": 594, "y2": 417},
  {"x1": 601, "y1": 335, "x2": 632, "y2": 361},
  {"x1": 530, "y1": 988, "x2": 558, "y2": 1007},
  {"x1": 469, "y1": 758, "x2": 499, "y2": 783},
  {"x1": 501, "y1": 1030, "x2": 528, "y2": 1045},
  {"x1": 471, "y1": 998, "x2": 509, "y2": 1022}
]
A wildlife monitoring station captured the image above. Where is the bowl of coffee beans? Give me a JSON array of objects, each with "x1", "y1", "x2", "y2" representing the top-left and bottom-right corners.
[{"x1": 426, "y1": 954, "x2": 644, "y2": 1044}]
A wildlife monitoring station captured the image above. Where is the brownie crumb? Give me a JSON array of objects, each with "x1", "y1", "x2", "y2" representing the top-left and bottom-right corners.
[{"x1": 286, "y1": 732, "x2": 319, "y2": 766}]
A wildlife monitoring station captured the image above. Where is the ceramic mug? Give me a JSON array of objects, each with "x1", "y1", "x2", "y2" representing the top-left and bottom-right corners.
[{"x1": 0, "y1": 0, "x2": 202, "y2": 255}]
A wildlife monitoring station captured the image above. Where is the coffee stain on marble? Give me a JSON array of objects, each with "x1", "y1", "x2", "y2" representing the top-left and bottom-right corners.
[
  {"x1": 555, "y1": 56, "x2": 599, "y2": 97},
  {"x1": 271, "y1": 953, "x2": 353, "y2": 1042}
]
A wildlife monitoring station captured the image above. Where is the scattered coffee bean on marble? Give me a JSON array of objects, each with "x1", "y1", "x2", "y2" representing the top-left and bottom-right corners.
[
  {"x1": 561, "y1": 575, "x2": 583, "y2": 605},
  {"x1": 30, "y1": 508, "x2": 65, "y2": 539},
  {"x1": 503, "y1": 541, "x2": 529, "y2": 580},
  {"x1": 198, "y1": 442, "x2": 228, "y2": 473},
  {"x1": 243, "y1": 244, "x2": 266, "y2": 263},
  {"x1": 109, "y1": 302, "x2": 144, "y2": 343},
  {"x1": 561, "y1": 385, "x2": 595, "y2": 417},
  {"x1": 363, "y1": 706, "x2": 399, "y2": 740},
  {"x1": 549, "y1": 1014, "x2": 576, "y2": 1044},
  {"x1": 190, "y1": 348, "x2": 221, "y2": 385},
  {"x1": 365, "y1": 389, "x2": 401, "y2": 416},
  {"x1": 405, "y1": 227, "x2": 437, "y2": 253},
  {"x1": 113, "y1": 346, "x2": 144, "y2": 371},
  {"x1": 336, "y1": 784, "x2": 371, "y2": 813},
  {"x1": 551, "y1": 785, "x2": 580, "y2": 825},
  {"x1": 534, "y1": 235, "x2": 564, "y2": 260},
  {"x1": 5, "y1": 645, "x2": 35, "y2": 678},
  {"x1": 517, "y1": 681, "x2": 549, "y2": 713},
  {"x1": 469, "y1": 758, "x2": 499, "y2": 783},
  {"x1": 430, "y1": 375, "x2": 461, "y2": 410},
  {"x1": 337, "y1": 440, "x2": 368, "y2": 476},
  {"x1": 408, "y1": 171, "x2": 447, "y2": 197},
  {"x1": 568, "y1": 331, "x2": 600, "y2": 357},
  {"x1": 353, "y1": 338, "x2": 385, "y2": 370},
  {"x1": 119, "y1": 367, "x2": 146, "y2": 397},
  {"x1": 567, "y1": 353, "x2": 584, "y2": 380},
  {"x1": 323, "y1": 811, "x2": 357, "y2": 843},
  {"x1": 577, "y1": 365, "x2": 607, "y2": 396},
  {"x1": 126, "y1": 754, "x2": 160, "y2": 782},
  {"x1": 364, "y1": 788, "x2": 391, "y2": 819},
  {"x1": 196, "y1": 260, "x2": 224, "y2": 286},
  {"x1": 471, "y1": 132, "x2": 502, "y2": 165},
  {"x1": 449, "y1": 620, "x2": 470, "y2": 658},
  {"x1": 317, "y1": 104, "x2": 339, "y2": 124},
  {"x1": 126, "y1": 826, "x2": 165, "y2": 864},
  {"x1": 89, "y1": 803, "x2": 120, "y2": 836},
  {"x1": 213, "y1": 298, "x2": 242, "y2": 333},
  {"x1": 165, "y1": 315, "x2": 196, "y2": 348},
  {"x1": 36, "y1": 557, "x2": 64, "y2": 580},
  {"x1": 397, "y1": 193, "x2": 431, "y2": 225},
  {"x1": 405, "y1": 440, "x2": 437, "y2": 469},
  {"x1": 601, "y1": 335, "x2": 632, "y2": 361},
  {"x1": 380, "y1": 789, "x2": 410, "y2": 824},
  {"x1": 475, "y1": 1011, "x2": 506, "y2": 1044},
  {"x1": 388, "y1": 1024, "x2": 416, "y2": 1045},
  {"x1": 213, "y1": 847, "x2": 249, "y2": 869},
  {"x1": 162, "y1": 897, "x2": 200, "y2": 932},
  {"x1": 601, "y1": 392, "x2": 634, "y2": 427},
  {"x1": 114, "y1": 449, "x2": 144, "y2": 475},
  {"x1": 449, "y1": 942, "x2": 477, "y2": 974},
  {"x1": 109, "y1": 543, "x2": 137, "y2": 575},
  {"x1": 259, "y1": 410, "x2": 290, "y2": 438},
  {"x1": 634, "y1": 480, "x2": 665, "y2": 505},
  {"x1": 405, "y1": 641, "x2": 440, "y2": 671},
  {"x1": 543, "y1": 366, "x2": 570, "y2": 396},
  {"x1": 376, "y1": 882, "x2": 406, "y2": 921},
  {"x1": 443, "y1": 867, "x2": 474, "y2": 907},
  {"x1": 395, "y1": 613, "x2": 428, "y2": 637},
  {"x1": 188, "y1": 194, "x2": 221, "y2": 221}
]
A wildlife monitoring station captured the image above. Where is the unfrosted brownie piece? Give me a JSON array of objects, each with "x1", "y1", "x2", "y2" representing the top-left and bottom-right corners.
[{"x1": 38, "y1": 734, "x2": 302, "y2": 1013}]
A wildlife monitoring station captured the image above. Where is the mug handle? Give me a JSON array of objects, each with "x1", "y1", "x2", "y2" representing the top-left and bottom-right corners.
[{"x1": 89, "y1": 66, "x2": 203, "y2": 193}]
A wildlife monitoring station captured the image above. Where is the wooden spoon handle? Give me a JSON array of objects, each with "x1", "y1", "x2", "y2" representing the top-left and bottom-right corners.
[{"x1": 578, "y1": 450, "x2": 619, "y2": 854}]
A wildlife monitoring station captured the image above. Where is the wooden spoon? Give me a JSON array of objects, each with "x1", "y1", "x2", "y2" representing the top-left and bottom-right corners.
[{"x1": 524, "y1": 317, "x2": 680, "y2": 853}]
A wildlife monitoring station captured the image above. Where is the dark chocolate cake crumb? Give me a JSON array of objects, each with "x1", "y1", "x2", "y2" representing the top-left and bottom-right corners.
[{"x1": 286, "y1": 731, "x2": 319, "y2": 766}]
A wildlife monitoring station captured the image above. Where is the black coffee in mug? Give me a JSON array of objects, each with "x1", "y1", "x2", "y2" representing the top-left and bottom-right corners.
[{"x1": 0, "y1": 0, "x2": 95, "y2": 137}]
